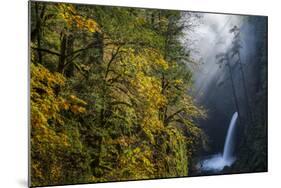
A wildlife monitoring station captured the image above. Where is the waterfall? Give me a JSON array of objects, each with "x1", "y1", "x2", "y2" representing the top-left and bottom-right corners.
[
  {"x1": 223, "y1": 112, "x2": 238, "y2": 161},
  {"x1": 199, "y1": 112, "x2": 239, "y2": 171}
]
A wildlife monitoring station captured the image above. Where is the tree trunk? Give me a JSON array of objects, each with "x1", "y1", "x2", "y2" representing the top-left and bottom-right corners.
[
  {"x1": 34, "y1": 2, "x2": 44, "y2": 64},
  {"x1": 237, "y1": 53, "x2": 254, "y2": 129},
  {"x1": 226, "y1": 56, "x2": 242, "y2": 126},
  {"x1": 58, "y1": 33, "x2": 67, "y2": 73},
  {"x1": 65, "y1": 34, "x2": 75, "y2": 77}
]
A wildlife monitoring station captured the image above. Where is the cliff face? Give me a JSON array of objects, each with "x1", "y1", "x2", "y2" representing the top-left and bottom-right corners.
[{"x1": 231, "y1": 16, "x2": 268, "y2": 173}]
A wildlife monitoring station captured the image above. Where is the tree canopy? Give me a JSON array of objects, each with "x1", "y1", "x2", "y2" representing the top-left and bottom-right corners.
[{"x1": 30, "y1": 2, "x2": 206, "y2": 186}]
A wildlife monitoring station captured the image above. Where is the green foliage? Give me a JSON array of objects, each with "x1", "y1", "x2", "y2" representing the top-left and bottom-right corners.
[
  {"x1": 30, "y1": 2, "x2": 206, "y2": 186},
  {"x1": 30, "y1": 63, "x2": 91, "y2": 186}
]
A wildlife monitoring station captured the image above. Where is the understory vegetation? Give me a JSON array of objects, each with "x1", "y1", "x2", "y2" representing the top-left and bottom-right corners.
[{"x1": 30, "y1": 2, "x2": 206, "y2": 186}]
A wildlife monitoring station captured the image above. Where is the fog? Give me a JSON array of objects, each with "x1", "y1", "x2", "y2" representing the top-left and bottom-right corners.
[
  {"x1": 186, "y1": 13, "x2": 244, "y2": 100},
  {"x1": 181, "y1": 12, "x2": 265, "y2": 154}
]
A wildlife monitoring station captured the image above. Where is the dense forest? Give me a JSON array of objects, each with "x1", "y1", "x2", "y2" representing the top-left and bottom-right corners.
[
  {"x1": 30, "y1": 2, "x2": 206, "y2": 186},
  {"x1": 29, "y1": 1, "x2": 267, "y2": 187}
]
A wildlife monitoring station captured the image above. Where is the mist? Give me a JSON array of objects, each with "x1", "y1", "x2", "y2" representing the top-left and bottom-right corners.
[
  {"x1": 186, "y1": 13, "x2": 244, "y2": 100},
  {"x1": 181, "y1": 12, "x2": 267, "y2": 158}
]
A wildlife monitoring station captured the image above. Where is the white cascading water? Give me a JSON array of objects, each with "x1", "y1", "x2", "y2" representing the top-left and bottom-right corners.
[
  {"x1": 199, "y1": 112, "x2": 239, "y2": 171},
  {"x1": 223, "y1": 112, "x2": 238, "y2": 161}
]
